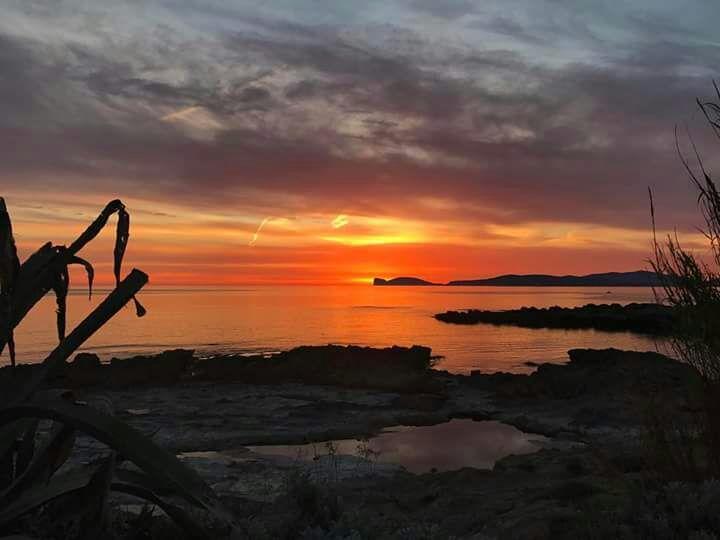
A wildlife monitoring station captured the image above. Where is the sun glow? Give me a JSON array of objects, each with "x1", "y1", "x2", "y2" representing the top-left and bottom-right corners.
[{"x1": 2, "y1": 189, "x2": 684, "y2": 286}]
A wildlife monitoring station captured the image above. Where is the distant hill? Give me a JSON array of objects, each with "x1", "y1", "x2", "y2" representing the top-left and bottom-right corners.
[
  {"x1": 374, "y1": 271, "x2": 661, "y2": 287},
  {"x1": 373, "y1": 277, "x2": 438, "y2": 286}
]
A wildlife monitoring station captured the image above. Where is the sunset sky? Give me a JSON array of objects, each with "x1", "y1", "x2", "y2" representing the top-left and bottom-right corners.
[{"x1": 2, "y1": 0, "x2": 719, "y2": 285}]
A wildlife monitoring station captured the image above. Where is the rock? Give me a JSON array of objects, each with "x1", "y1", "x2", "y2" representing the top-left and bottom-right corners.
[
  {"x1": 73, "y1": 352, "x2": 101, "y2": 369},
  {"x1": 435, "y1": 302, "x2": 676, "y2": 335},
  {"x1": 65, "y1": 352, "x2": 104, "y2": 386},
  {"x1": 195, "y1": 344, "x2": 441, "y2": 393},
  {"x1": 391, "y1": 393, "x2": 447, "y2": 411},
  {"x1": 109, "y1": 348, "x2": 194, "y2": 386},
  {"x1": 57, "y1": 346, "x2": 699, "y2": 539}
]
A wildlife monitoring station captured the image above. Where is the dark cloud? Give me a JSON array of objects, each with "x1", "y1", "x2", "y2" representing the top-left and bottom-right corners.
[
  {"x1": 0, "y1": 3, "x2": 715, "y2": 234},
  {"x1": 408, "y1": 0, "x2": 477, "y2": 20}
]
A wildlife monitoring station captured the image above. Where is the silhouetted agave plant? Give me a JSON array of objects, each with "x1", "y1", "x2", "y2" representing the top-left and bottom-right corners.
[{"x1": 0, "y1": 199, "x2": 235, "y2": 539}]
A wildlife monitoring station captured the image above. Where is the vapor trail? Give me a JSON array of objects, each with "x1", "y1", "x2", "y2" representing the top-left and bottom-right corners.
[
  {"x1": 160, "y1": 106, "x2": 201, "y2": 122},
  {"x1": 249, "y1": 217, "x2": 273, "y2": 246}
]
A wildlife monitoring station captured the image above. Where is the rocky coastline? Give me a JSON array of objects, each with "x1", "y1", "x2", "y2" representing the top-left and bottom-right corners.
[
  {"x1": 435, "y1": 302, "x2": 676, "y2": 336},
  {"x1": 0, "y1": 343, "x2": 701, "y2": 538}
]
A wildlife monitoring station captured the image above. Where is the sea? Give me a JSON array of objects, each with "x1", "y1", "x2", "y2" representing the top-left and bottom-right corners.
[{"x1": 6, "y1": 285, "x2": 667, "y2": 374}]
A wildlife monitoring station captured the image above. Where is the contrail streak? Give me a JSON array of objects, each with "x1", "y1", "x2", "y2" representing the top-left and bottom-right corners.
[
  {"x1": 331, "y1": 214, "x2": 349, "y2": 229},
  {"x1": 160, "y1": 106, "x2": 201, "y2": 122},
  {"x1": 249, "y1": 217, "x2": 273, "y2": 246}
]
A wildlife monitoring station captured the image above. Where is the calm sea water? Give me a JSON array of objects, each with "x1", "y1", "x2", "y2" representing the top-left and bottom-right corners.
[{"x1": 6, "y1": 285, "x2": 665, "y2": 373}]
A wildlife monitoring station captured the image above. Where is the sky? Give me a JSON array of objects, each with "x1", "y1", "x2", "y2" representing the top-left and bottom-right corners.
[{"x1": 1, "y1": 0, "x2": 719, "y2": 285}]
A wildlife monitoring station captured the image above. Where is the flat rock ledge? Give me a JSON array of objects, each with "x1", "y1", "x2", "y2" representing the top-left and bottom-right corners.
[
  {"x1": 435, "y1": 302, "x2": 676, "y2": 335},
  {"x1": 11, "y1": 345, "x2": 703, "y2": 539}
]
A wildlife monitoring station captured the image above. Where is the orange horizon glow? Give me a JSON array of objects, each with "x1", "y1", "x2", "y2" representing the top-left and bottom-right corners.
[{"x1": 4, "y1": 191, "x2": 703, "y2": 287}]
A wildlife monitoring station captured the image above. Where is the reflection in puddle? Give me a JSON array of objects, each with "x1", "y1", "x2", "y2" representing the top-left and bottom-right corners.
[{"x1": 247, "y1": 419, "x2": 548, "y2": 474}]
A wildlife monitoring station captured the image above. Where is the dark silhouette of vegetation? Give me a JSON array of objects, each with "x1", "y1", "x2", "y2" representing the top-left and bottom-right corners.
[
  {"x1": 650, "y1": 83, "x2": 720, "y2": 479},
  {"x1": 0, "y1": 199, "x2": 235, "y2": 539}
]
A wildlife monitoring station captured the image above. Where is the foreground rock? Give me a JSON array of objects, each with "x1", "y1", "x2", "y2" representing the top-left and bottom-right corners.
[
  {"x1": 11, "y1": 345, "x2": 706, "y2": 538},
  {"x1": 460, "y1": 348, "x2": 697, "y2": 441},
  {"x1": 0, "y1": 344, "x2": 440, "y2": 395},
  {"x1": 435, "y1": 302, "x2": 676, "y2": 335},
  {"x1": 33, "y1": 346, "x2": 696, "y2": 448}
]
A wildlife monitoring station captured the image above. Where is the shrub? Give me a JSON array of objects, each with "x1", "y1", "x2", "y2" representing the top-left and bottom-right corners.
[{"x1": 650, "y1": 83, "x2": 720, "y2": 478}]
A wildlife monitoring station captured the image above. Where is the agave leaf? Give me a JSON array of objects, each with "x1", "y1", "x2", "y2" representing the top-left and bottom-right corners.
[
  {"x1": 1, "y1": 201, "x2": 127, "y2": 353},
  {"x1": 15, "y1": 243, "x2": 54, "y2": 286},
  {"x1": 0, "y1": 245, "x2": 60, "y2": 359},
  {"x1": 0, "y1": 421, "x2": 30, "y2": 465},
  {"x1": 14, "y1": 420, "x2": 39, "y2": 479},
  {"x1": 113, "y1": 207, "x2": 130, "y2": 287},
  {"x1": 43, "y1": 425, "x2": 75, "y2": 480},
  {"x1": 0, "y1": 200, "x2": 21, "y2": 368},
  {"x1": 0, "y1": 468, "x2": 93, "y2": 527},
  {"x1": 111, "y1": 207, "x2": 148, "y2": 317},
  {"x1": 110, "y1": 207, "x2": 148, "y2": 317},
  {"x1": 6, "y1": 269, "x2": 148, "y2": 407},
  {"x1": 114, "y1": 468, "x2": 176, "y2": 496},
  {"x1": 0, "y1": 398, "x2": 233, "y2": 528},
  {"x1": 51, "y1": 264, "x2": 69, "y2": 342},
  {"x1": 0, "y1": 423, "x2": 75, "y2": 504},
  {"x1": 0, "y1": 420, "x2": 30, "y2": 489},
  {"x1": 0, "y1": 466, "x2": 214, "y2": 538},
  {"x1": 112, "y1": 479, "x2": 214, "y2": 540},
  {"x1": 5, "y1": 333, "x2": 15, "y2": 370},
  {"x1": 67, "y1": 200, "x2": 125, "y2": 256},
  {"x1": 0, "y1": 198, "x2": 20, "y2": 294},
  {"x1": 132, "y1": 296, "x2": 147, "y2": 317},
  {"x1": 78, "y1": 452, "x2": 115, "y2": 540},
  {"x1": 68, "y1": 256, "x2": 94, "y2": 300},
  {"x1": 1, "y1": 244, "x2": 56, "y2": 356},
  {"x1": 1, "y1": 392, "x2": 77, "y2": 494}
]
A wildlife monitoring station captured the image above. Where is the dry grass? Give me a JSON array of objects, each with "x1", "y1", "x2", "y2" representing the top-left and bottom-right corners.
[{"x1": 649, "y1": 82, "x2": 720, "y2": 478}]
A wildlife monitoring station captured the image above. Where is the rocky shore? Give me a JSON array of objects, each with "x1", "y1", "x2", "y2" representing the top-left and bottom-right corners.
[
  {"x1": 435, "y1": 302, "x2": 676, "y2": 336},
  {"x1": 3, "y1": 344, "x2": 703, "y2": 538}
]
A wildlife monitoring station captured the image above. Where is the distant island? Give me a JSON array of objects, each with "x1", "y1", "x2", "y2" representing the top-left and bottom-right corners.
[
  {"x1": 374, "y1": 270, "x2": 662, "y2": 287},
  {"x1": 373, "y1": 277, "x2": 440, "y2": 286}
]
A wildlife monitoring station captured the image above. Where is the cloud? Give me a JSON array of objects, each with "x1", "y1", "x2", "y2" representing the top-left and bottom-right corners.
[
  {"x1": 0, "y1": 0, "x2": 716, "y2": 238},
  {"x1": 407, "y1": 0, "x2": 477, "y2": 20}
]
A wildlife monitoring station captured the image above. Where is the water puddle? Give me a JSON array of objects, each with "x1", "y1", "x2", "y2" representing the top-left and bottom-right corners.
[{"x1": 247, "y1": 419, "x2": 548, "y2": 474}]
